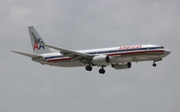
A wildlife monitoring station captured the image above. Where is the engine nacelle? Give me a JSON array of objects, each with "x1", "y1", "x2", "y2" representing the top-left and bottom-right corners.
[
  {"x1": 92, "y1": 55, "x2": 110, "y2": 65},
  {"x1": 112, "y1": 62, "x2": 131, "y2": 70}
]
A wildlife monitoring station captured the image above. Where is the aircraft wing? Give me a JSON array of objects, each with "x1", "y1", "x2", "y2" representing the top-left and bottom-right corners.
[{"x1": 43, "y1": 44, "x2": 93, "y2": 60}]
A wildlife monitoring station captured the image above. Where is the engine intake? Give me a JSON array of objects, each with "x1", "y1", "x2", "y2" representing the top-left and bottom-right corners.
[
  {"x1": 92, "y1": 55, "x2": 110, "y2": 65},
  {"x1": 112, "y1": 62, "x2": 131, "y2": 70}
]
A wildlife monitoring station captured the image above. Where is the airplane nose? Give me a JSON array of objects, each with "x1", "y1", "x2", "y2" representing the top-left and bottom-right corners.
[{"x1": 165, "y1": 49, "x2": 171, "y2": 55}]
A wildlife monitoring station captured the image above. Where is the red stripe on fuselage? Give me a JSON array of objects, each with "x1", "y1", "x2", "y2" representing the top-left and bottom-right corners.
[
  {"x1": 46, "y1": 50, "x2": 164, "y2": 62},
  {"x1": 107, "y1": 50, "x2": 164, "y2": 56},
  {"x1": 47, "y1": 58, "x2": 72, "y2": 62}
]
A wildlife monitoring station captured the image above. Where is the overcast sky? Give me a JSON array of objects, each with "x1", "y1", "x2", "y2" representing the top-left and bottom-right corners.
[{"x1": 0, "y1": 0, "x2": 180, "y2": 112}]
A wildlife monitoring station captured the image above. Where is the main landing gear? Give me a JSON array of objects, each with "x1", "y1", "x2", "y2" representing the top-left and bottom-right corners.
[
  {"x1": 99, "y1": 67, "x2": 105, "y2": 74},
  {"x1": 85, "y1": 65, "x2": 105, "y2": 74},
  {"x1": 86, "y1": 65, "x2": 92, "y2": 71}
]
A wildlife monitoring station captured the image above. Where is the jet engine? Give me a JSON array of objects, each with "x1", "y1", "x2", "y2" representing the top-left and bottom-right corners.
[
  {"x1": 92, "y1": 55, "x2": 110, "y2": 65},
  {"x1": 112, "y1": 62, "x2": 131, "y2": 70}
]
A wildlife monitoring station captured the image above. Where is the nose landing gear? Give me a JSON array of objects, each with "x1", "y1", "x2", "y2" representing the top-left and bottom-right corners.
[
  {"x1": 152, "y1": 59, "x2": 162, "y2": 67},
  {"x1": 153, "y1": 62, "x2": 157, "y2": 67}
]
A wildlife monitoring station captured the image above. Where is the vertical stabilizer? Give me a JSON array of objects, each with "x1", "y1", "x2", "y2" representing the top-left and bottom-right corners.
[{"x1": 28, "y1": 26, "x2": 58, "y2": 54}]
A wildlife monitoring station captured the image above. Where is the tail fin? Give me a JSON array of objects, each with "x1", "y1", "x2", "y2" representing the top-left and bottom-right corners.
[{"x1": 28, "y1": 26, "x2": 58, "y2": 54}]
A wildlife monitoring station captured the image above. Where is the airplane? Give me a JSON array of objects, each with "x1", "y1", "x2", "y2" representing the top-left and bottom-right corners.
[{"x1": 11, "y1": 26, "x2": 171, "y2": 74}]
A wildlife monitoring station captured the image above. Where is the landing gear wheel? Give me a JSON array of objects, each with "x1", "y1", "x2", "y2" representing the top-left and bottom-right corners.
[
  {"x1": 153, "y1": 63, "x2": 157, "y2": 67},
  {"x1": 86, "y1": 66, "x2": 92, "y2": 71},
  {"x1": 99, "y1": 69, "x2": 105, "y2": 74}
]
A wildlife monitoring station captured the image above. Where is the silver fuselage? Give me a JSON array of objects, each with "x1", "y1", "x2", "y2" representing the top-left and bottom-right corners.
[{"x1": 32, "y1": 44, "x2": 170, "y2": 67}]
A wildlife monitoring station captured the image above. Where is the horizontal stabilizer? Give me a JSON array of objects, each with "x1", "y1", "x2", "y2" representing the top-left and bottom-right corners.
[{"x1": 11, "y1": 51, "x2": 39, "y2": 58}]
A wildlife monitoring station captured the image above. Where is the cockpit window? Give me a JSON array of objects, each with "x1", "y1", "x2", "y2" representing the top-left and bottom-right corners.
[{"x1": 156, "y1": 46, "x2": 164, "y2": 49}]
